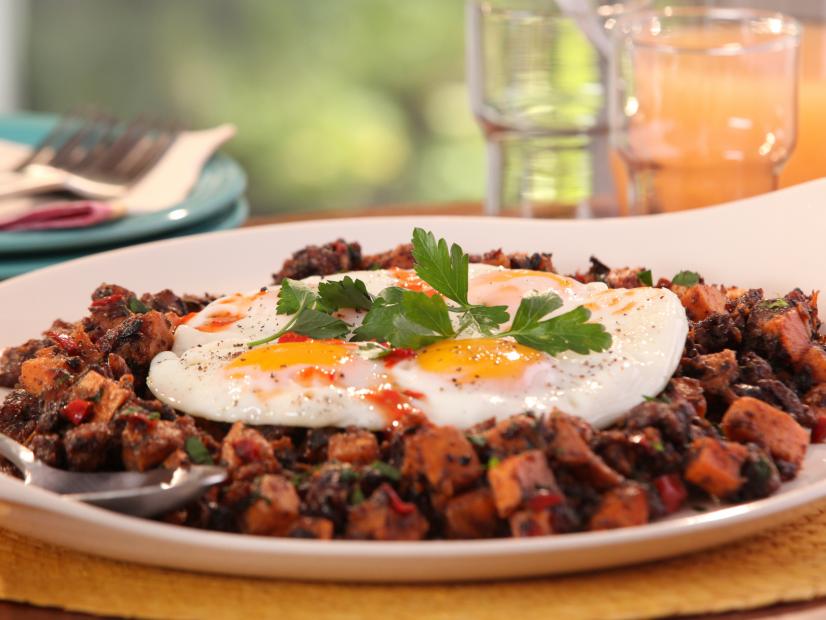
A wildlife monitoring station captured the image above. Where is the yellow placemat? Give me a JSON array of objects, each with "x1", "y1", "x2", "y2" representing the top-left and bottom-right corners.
[{"x1": 5, "y1": 503, "x2": 826, "y2": 620}]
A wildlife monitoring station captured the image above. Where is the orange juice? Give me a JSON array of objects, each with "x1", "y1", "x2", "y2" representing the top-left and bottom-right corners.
[
  {"x1": 780, "y1": 22, "x2": 826, "y2": 187},
  {"x1": 612, "y1": 25, "x2": 798, "y2": 214}
]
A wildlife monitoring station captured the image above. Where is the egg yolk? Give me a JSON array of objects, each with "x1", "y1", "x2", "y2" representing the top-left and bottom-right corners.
[
  {"x1": 226, "y1": 341, "x2": 354, "y2": 372},
  {"x1": 473, "y1": 269, "x2": 574, "y2": 288},
  {"x1": 415, "y1": 338, "x2": 544, "y2": 380}
]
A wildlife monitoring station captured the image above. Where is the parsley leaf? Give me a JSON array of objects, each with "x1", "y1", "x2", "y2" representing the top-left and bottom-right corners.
[
  {"x1": 672, "y1": 271, "x2": 701, "y2": 287},
  {"x1": 353, "y1": 287, "x2": 454, "y2": 349},
  {"x1": 184, "y1": 436, "x2": 213, "y2": 465},
  {"x1": 351, "y1": 287, "x2": 405, "y2": 343},
  {"x1": 638, "y1": 269, "x2": 653, "y2": 287},
  {"x1": 289, "y1": 309, "x2": 349, "y2": 339},
  {"x1": 370, "y1": 461, "x2": 402, "y2": 481},
  {"x1": 317, "y1": 276, "x2": 373, "y2": 311},
  {"x1": 509, "y1": 292, "x2": 564, "y2": 332},
  {"x1": 757, "y1": 298, "x2": 790, "y2": 311},
  {"x1": 503, "y1": 305, "x2": 612, "y2": 356},
  {"x1": 276, "y1": 279, "x2": 317, "y2": 315},
  {"x1": 401, "y1": 292, "x2": 455, "y2": 339},
  {"x1": 127, "y1": 296, "x2": 150, "y2": 314},
  {"x1": 411, "y1": 228, "x2": 469, "y2": 305},
  {"x1": 460, "y1": 304, "x2": 510, "y2": 335}
]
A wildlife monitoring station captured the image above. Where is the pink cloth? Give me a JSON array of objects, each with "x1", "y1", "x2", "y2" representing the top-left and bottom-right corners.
[{"x1": 0, "y1": 201, "x2": 116, "y2": 231}]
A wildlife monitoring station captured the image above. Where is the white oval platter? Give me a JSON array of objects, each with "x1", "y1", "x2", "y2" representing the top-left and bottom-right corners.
[{"x1": 0, "y1": 179, "x2": 825, "y2": 582}]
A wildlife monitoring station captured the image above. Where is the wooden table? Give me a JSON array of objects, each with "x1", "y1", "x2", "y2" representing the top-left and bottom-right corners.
[{"x1": 5, "y1": 202, "x2": 826, "y2": 620}]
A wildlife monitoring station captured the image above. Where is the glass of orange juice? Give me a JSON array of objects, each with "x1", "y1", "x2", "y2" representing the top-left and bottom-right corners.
[
  {"x1": 703, "y1": 0, "x2": 826, "y2": 188},
  {"x1": 609, "y1": 7, "x2": 800, "y2": 214}
]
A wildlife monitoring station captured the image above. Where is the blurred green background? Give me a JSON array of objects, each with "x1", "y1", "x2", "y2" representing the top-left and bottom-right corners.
[{"x1": 26, "y1": 0, "x2": 484, "y2": 215}]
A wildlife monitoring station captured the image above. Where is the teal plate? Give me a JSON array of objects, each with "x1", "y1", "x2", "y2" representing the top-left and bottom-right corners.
[
  {"x1": 0, "y1": 113, "x2": 246, "y2": 255},
  {"x1": 0, "y1": 197, "x2": 249, "y2": 279}
]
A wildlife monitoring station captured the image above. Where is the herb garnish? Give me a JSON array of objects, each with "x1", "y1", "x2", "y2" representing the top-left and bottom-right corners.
[
  {"x1": 638, "y1": 269, "x2": 653, "y2": 287},
  {"x1": 127, "y1": 296, "x2": 150, "y2": 314},
  {"x1": 370, "y1": 460, "x2": 402, "y2": 481},
  {"x1": 671, "y1": 271, "x2": 701, "y2": 287},
  {"x1": 248, "y1": 279, "x2": 349, "y2": 347},
  {"x1": 184, "y1": 436, "x2": 213, "y2": 465},
  {"x1": 249, "y1": 228, "x2": 612, "y2": 358},
  {"x1": 757, "y1": 298, "x2": 790, "y2": 311}
]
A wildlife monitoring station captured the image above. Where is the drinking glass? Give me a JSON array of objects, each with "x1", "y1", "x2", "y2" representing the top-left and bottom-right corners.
[
  {"x1": 609, "y1": 7, "x2": 800, "y2": 214},
  {"x1": 466, "y1": 0, "x2": 648, "y2": 218},
  {"x1": 701, "y1": 0, "x2": 826, "y2": 188}
]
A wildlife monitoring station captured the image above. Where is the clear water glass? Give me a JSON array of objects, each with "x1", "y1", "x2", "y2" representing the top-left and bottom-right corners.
[
  {"x1": 609, "y1": 7, "x2": 800, "y2": 214},
  {"x1": 466, "y1": 0, "x2": 647, "y2": 218}
]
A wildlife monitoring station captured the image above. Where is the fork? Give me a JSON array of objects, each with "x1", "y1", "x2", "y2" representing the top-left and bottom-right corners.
[
  {"x1": 0, "y1": 431, "x2": 226, "y2": 517},
  {"x1": 0, "y1": 112, "x2": 179, "y2": 201}
]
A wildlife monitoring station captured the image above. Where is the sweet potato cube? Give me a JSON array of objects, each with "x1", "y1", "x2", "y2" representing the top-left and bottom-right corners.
[
  {"x1": 18, "y1": 350, "x2": 70, "y2": 396},
  {"x1": 684, "y1": 437, "x2": 748, "y2": 498},
  {"x1": 346, "y1": 486, "x2": 429, "y2": 540},
  {"x1": 509, "y1": 509, "x2": 554, "y2": 537},
  {"x1": 121, "y1": 416, "x2": 185, "y2": 472},
  {"x1": 800, "y1": 346, "x2": 826, "y2": 383},
  {"x1": 70, "y1": 370, "x2": 130, "y2": 424},
  {"x1": 589, "y1": 484, "x2": 650, "y2": 530},
  {"x1": 760, "y1": 306, "x2": 813, "y2": 364},
  {"x1": 721, "y1": 396, "x2": 809, "y2": 468},
  {"x1": 287, "y1": 516, "x2": 334, "y2": 540},
  {"x1": 481, "y1": 414, "x2": 542, "y2": 457},
  {"x1": 241, "y1": 474, "x2": 300, "y2": 536},
  {"x1": 487, "y1": 450, "x2": 557, "y2": 518},
  {"x1": 692, "y1": 349, "x2": 739, "y2": 396},
  {"x1": 546, "y1": 414, "x2": 623, "y2": 489},
  {"x1": 327, "y1": 429, "x2": 379, "y2": 465},
  {"x1": 444, "y1": 488, "x2": 498, "y2": 539},
  {"x1": 680, "y1": 284, "x2": 727, "y2": 321},
  {"x1": 402, "y1": 426, "x2": 482, "y2": 498}
]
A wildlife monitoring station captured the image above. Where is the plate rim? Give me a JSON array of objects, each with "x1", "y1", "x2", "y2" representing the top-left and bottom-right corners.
[{"x1": 0, "y1": 113, "x2": 247, "y2": 254}]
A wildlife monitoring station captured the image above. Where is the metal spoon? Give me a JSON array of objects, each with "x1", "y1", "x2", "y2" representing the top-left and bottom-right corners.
[{"x1": 0, "y1": 432, "x2": 226, "y2": 517}]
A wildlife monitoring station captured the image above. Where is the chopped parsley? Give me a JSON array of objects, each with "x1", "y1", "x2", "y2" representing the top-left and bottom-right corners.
[
  {"x1": 671, "y1": 271, "x2": 701, "y2": 287},
  {"x1": 184, "y1": 436, "x2": 213, "y2": 465}
]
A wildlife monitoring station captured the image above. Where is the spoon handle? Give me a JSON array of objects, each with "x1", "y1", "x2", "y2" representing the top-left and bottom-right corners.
[{"x1": 0, "y1": 432, "x2": 34, "y2": 477}]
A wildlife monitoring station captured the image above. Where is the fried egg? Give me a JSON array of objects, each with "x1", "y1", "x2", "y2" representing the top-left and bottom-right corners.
[{"x1": 147, "y1": 265, "x2": 688, "y2": 430}]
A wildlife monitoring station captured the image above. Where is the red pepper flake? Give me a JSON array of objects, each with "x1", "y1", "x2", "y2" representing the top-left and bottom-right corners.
[
  {"x1": 90, "y1": 293, "x2": 125, "y2": 308},
  {"x1": 526, "y1": 491, "x2": 564, "y2": 512},
  {"x1": 233, "y1": 438, "x2": 263, "y2": 463},
  {"x1": 46, "y1": 331, "x2": 80, "y2": 356},
  {"x1": 654, "y1": 474, "x2": 688, "y2": 514},
  {"x1": 402, "y1": 389, "x2": 426, "y2": 400},
  {"x1": 812, "y1": 415, "x2": 826, "y2": 444},
  {"x1": 383, "y1": 347, "x2": 416, "y2": 368},
  {"x1": 277, "y1": 332, "x2": 311, "y2": 344},
  {"x1": 61, "y1": 399, "x2": 93, "y2": 425},
  {"x1": 380, "y1": 483, "x2": 415, "y2": 515}
]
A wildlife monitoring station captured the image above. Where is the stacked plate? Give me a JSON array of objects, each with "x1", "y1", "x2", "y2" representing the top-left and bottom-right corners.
[{"x1": 0, "y1": 113, "x2": 248, "y2": 279}]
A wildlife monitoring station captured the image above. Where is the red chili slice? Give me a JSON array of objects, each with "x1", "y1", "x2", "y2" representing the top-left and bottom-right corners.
[
  {"x1": 654, "y1": 474, "x2": 688, "y2": 514},
  {"x1": 90, "y1": 293, "x2": 125, "y2": 307},
  {"x1": 277, "y1": 332, "x2": 311, "y2": 344},
  {"x1": 380, "y1": 483, "x2": 416, "y2": 515},
  {"x1": 61, "y1": 399, "x2": 93, "y2": 425},
  {"x1": 46, "y1": 331, "x2": 80, "y2": 356},
  {"x1": 812, "y1": 415, "x2": 826, "y2": 444},
  {"x1": 526, "y1": 491, "x2": 564, "y2": 512}
]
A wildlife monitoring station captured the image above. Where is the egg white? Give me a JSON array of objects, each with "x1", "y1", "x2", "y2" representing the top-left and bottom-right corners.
[{"x1": 147, "y1": 266, "x2": 688, "y2": 430}]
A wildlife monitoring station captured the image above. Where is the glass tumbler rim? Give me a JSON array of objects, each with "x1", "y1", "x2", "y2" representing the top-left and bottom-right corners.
[
  {"x1": 472, "y1": 0, "x2": 651, "y2": 20},
  {"x1": 614, "y1": 6, "x2": 801, "y2": 56}
]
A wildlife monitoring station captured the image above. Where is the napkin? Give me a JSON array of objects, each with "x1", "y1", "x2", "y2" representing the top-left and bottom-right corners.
[{"x1": 0, "y1": 123, "x2": 236, "y2": 231}]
